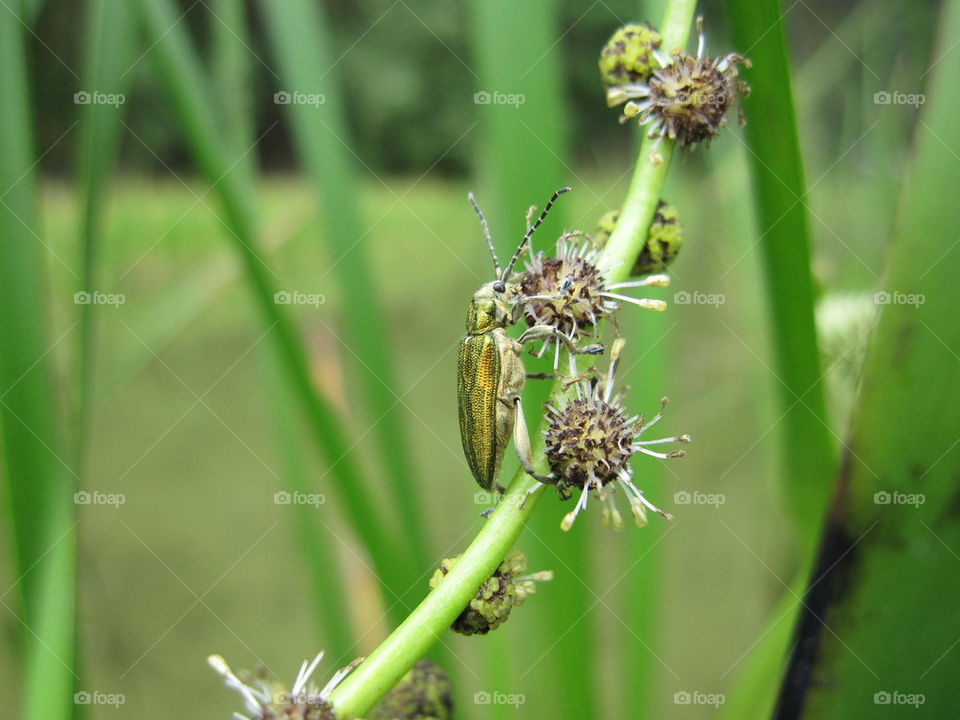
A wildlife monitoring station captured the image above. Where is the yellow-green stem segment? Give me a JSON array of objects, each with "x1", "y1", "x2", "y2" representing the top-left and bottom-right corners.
[{"x1": 327, "y1": 1, "x2": 698, "y2": 715}]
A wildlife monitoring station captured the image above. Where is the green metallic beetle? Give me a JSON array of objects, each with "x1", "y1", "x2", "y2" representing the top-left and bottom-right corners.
[{"x1": 458, "y1": 188, "x2": 601, "y2": 492}]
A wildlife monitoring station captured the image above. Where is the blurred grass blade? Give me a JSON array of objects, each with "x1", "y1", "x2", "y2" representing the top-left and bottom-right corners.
[
  {"x1": 75, "y1": 0, "x2": 134, "y2": 459},
  {"x1": 133, "y1": 0, "x2": 412, "y2": 609},
  {"x1": 0, "y1": 5, "x2": 76, "y2": 720},
  {"x1": 259, "y1": 0, "x2": 430, "y2": 579},
  {"x1": 718, "y1": 1, "x2": 837, "y2": 715},
  {"x1": 210, "y1": 0, "x2": 255, "y2": 190},
  {"x1": 724, "y1": 0, "x2": 836, "y2": 553},
  {"x1": 775, "y1": 1, "x2": 960, "y2": 715}
]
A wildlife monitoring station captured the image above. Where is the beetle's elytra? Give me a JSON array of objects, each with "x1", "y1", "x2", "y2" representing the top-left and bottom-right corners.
[{"x1": 458, "y1": 285, "x2": 528, "y2": 491}]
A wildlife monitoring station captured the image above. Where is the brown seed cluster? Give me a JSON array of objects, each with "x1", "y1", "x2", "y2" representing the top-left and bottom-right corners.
[
  {"x1": 640, "y1": 51, "x2": 750, "y2": 147},
  {"x1": 519, "y1": 235, "x2": 608, "y2": 340},
  {"x1": 544, "y1": 394, "x2": 635, "y2": 497}
]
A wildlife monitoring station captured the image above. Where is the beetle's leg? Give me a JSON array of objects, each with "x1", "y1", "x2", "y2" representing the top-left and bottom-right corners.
[
  {"x1": 526, "y1": 372, "x2": 555, "y2": 380},
  {"x1": 520, "y1": 481, "x2": 545, "y2": 509},
  {"x1": 518, "y1": 325, "x2": 603, "y2": 356},
  {"x1": 509, "y1": 395, "x2": 554, "y2": 485}
]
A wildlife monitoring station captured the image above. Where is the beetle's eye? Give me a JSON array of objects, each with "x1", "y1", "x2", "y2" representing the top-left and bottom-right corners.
[{"x1": 493, "y1": 280, "x2": 506, "y2": 293}]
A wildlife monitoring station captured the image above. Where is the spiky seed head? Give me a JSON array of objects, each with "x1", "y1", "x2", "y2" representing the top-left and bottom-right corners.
[
  {"x1": 542, "y1": 339, "x2": 688, "y2": 531},
  {"x1": 429, "y1": 551, "x2": 550, "y2": 636},
  {"x1": 643, "y1": 52, "x2": 750, "y2": 147},
  {"x1": 603, "y1": 17, "x2": 752, "y2": 149},
  {"x1": 545, "y1": 396, "x2": 635, "y2": 493},
  {"x1": 599, "y1": 23, "x2": 663, "y2": 87},
  {"x1": 368, "y1": 660, "x2": 454, "y2": 720},
  {"x1": 207, "y1": 651, "x2": 355, "y2": 720},
  {"x1": 519, "y1": 234, "x2": 609, "y2": 340}
]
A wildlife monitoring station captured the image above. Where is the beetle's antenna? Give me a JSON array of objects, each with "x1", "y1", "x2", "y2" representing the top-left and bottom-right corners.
[
  {"x1": 468, "y1": 192, "x2": 501, "y2": 276},
  {"x1": 502, "y1": 186, "x2": 572, "y2": 280}
]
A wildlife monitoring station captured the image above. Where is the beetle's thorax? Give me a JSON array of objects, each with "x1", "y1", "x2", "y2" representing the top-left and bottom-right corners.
[{"x1": 465, "y1": 281, "x2": 523, "y2": 335}]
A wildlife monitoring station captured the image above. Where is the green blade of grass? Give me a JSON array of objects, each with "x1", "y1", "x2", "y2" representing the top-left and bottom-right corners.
[
  {"x1": 724, "y1": 0, "x2": 836, "y2": 554},
  {"x1": 775, "y1": 1, "x2": 960, "y2": 715},
  {"x1": 75, "y1": 0, "x2": 134, "y2": 463},
  {"x1": 0, "y1": 5, "x2": 76, "y2": 720},
  {"x1": 717, "y1": 0, "x2": 840, "y2": 715},
  {"x1": 210, "y1": 0, "x2": 255, "y2": 192},
  {"x1": 132, "y1": 0, "x2": 411, "y2": 610},
  {"x1": 259, "y1": 0, "x2": 431, "y2": 584}
]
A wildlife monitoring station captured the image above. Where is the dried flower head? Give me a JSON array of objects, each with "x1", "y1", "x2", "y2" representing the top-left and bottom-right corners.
[
  {"x1": 518, "y1": 232, "x2": 670, "y2": 369},
  {"x1": 598, "y1": 22, "x2": 663, "y2": 87},
  {"x1": 595, "y1": 201, "x2": 683, "y2": 276},
  {"x1": 208, "y1": 651, "x2": 361, "y2": 720},
  {"x1": 605, "y1": 17, "x2": 750, "y2": 149},
  {"x1": 429, "y1": 550, "x2": 552, "y2": 635},
  {"x1": 543, "y1": 338, "x2": 689, "y2": 531},
  {"x1": 368, "y1": 659, "x2": 454, "y2": 720}
]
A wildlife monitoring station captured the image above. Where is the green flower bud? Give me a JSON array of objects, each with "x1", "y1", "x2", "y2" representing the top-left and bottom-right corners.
[
  {"x1": 429, "y1": 551, "x2": 551, "y2": 636},
  {"x1": 593, "y1": 201, "x2": 683, "y2": 276},
  {"x1": 368, "y1": 660, "x2": 453, "y2": 720},
  {"x1": 599, "y1": 23, "x2": 663, "y2": 87}
]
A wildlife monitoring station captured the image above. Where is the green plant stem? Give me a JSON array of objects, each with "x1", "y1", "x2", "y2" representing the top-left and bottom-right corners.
[{"x1": 328, "y1": 4, "x2": 698, "y2": 715}]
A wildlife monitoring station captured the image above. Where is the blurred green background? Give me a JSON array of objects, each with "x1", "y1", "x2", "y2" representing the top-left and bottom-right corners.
[{"x1": 2, "y1": 0, "x2": 957, "y2": 719}]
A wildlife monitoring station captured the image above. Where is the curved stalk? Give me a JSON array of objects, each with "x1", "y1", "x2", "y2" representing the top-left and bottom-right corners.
[{"x1": 326, "y1": 2, "x2": 699, "y2": 716}]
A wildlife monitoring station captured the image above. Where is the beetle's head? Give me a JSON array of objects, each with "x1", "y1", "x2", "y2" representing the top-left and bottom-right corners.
[
  {"x1": 466, "y1": 280, "x2": 523, "y2": 333},
  {"x1": 464, "y1": 187, "x2": 572, "y2": 335}
]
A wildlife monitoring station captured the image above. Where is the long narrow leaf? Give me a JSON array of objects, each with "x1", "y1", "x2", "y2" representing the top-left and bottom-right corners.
[
  {"x1": 132, "y1": 0, "x2": 411, "y2": 608},
  {"x1": 724, "y1": 0, "x2": 836, "y2": 554},
  {"x1": 776, "y1": 1, "x2": 960, "y2": 715},
  {"x1": 259, "y1": 0, "x2": 431, "y2": 583},
  {"x1": 0, "y1": 5, "x2": 76, "y2": 720},
  {"x1": 75, "y1": 0, "x2": 134, "y2": 461}
]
